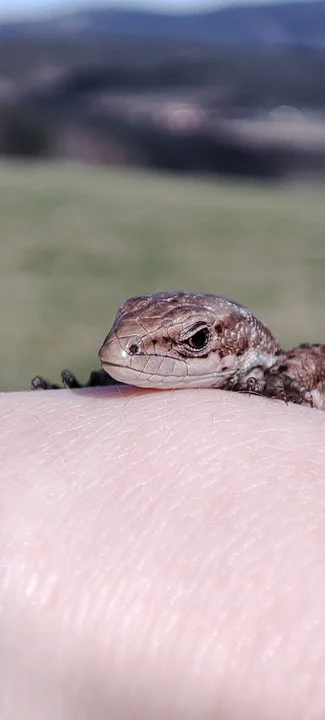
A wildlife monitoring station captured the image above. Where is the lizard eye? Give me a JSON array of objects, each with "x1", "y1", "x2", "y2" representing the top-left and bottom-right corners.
[{"x1": 187, "y1": 327, "x2": 210, "y2": 350}]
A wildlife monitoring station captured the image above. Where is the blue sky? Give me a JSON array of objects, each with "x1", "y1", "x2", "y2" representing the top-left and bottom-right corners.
[
  {"x1": 0, "y1": 0, "x2": 286, "y2": 20},
  {"x1": 0, "y1": 0, "x2": 224, "y2": 18}
]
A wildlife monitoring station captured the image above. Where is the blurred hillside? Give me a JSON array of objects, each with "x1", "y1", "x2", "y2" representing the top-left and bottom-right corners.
[
  {"x1": 0, "y1": 1, "x2": 325, "y2": 179},
  {"x1": 1, "y1": 1, "x2": 325, "y2": 46}
]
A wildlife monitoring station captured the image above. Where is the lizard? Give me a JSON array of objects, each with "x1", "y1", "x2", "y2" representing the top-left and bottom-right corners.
[{"x1": 30, "y1": 291, "x2": 325, "y2": 410}]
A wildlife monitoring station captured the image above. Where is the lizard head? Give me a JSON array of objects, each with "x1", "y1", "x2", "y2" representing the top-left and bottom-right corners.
[{"x1": 98, "y1": 291, "x2": 280, "y2": 389}]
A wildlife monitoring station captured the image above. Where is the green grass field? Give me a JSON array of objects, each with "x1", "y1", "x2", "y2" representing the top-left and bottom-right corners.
[{"x1": 1, "y1": 161, "x2": 325, "y2": 391}]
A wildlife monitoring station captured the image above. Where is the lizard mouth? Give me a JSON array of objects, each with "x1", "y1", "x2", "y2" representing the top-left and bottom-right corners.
[
  {"x1": 101, "y1": 360, "x2": 125, "y2": 369},
  {"x1": 100, "y1": 357, "x2": 233, "y2": 389}
]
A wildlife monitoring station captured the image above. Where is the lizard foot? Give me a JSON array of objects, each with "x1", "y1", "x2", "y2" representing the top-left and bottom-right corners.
[{"x1": 31, "y1": 375, "x2": 61, "y2": 390}]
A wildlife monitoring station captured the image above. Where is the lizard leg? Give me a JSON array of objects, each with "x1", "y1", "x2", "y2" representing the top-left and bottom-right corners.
[
  {"x1": 31, "y1": 368, "x2": 119, "y2": 391},
  {"x1": 264, "y1": 344, "x2": 325, "y2": 409},
  {"x1": 228, "y1": 370, "x2": 269, "y2": 398}
]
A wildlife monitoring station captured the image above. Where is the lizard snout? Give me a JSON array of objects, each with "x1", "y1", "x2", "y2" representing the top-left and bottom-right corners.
[{"x1": 98, "y1": 327, "x2": 149, "y2": 385}]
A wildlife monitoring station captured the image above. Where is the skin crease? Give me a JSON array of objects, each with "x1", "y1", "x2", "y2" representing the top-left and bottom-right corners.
[{"x1": 1, "y1": 388, "x2": 325, "y2": 719}]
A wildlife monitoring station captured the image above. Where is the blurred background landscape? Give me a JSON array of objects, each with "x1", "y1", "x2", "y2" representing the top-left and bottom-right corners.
[{"x1": 1, "y1": 0, "x2": 325, "y2": 390}]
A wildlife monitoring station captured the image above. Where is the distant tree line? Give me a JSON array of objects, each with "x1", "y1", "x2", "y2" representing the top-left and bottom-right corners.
[
  {"x1": 1, "y1": 37, "x2": 325, "y2": 109},
  {"x1": 1, "y1": 37, "x2": 325, "y2": 179}
]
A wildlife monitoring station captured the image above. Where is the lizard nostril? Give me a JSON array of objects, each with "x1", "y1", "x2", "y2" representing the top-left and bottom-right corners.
[{"x1": 128, "y1": 343, "x2": 140, "y2": 355}]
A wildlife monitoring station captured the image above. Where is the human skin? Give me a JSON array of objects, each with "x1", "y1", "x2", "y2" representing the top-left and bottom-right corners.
[{"x1": 1, "y1": 387, "x2": 325, "y2": 720}]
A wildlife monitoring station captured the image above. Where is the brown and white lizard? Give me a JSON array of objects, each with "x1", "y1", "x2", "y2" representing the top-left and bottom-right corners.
[{"x1": 31, "y1": 291, "x2": 325, "y2": 410}]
